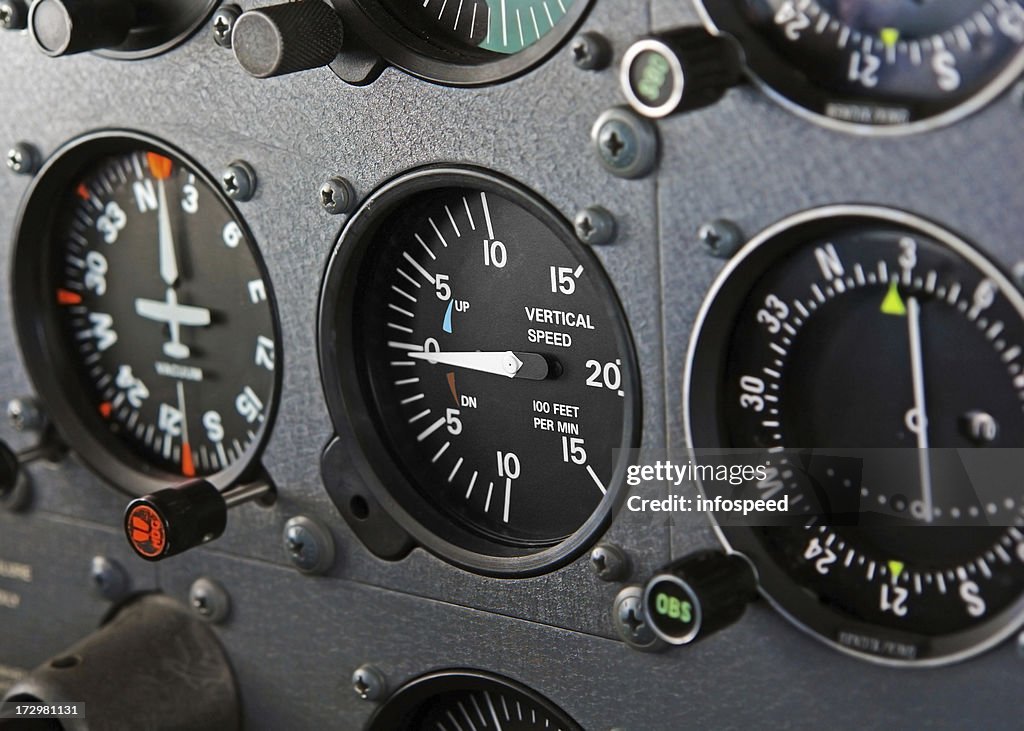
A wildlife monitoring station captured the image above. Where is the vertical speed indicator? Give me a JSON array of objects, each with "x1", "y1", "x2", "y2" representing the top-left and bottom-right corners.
[{"x1": 319, "y1": 167, "x2": 640, "y2": 576}]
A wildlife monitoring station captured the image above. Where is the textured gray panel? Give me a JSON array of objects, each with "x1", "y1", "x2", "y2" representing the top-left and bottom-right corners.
[
  {"x1": 0, "y1": 512, "x2": 160, "y2": 686},
  {"x1": 0, "y1": 0, "x2": 1021, "y2": 728}
]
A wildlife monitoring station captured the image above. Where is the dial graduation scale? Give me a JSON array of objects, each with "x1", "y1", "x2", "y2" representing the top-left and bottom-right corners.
[
  {"x1": 367, "y1": 671, "x2": 584, "y2": 730},
  {"x1": 319, "y1": 166, "x2": 641, "y2": 576},
  {"x1": 685, "y1": 206, "x2": 1024, "y2": 664}
]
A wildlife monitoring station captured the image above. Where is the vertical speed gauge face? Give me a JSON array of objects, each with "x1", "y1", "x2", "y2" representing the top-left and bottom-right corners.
[
  {"x1": 12, "y1": 132, "x2": 280, "y2": 496},
  {"x1": 686, "y1": 206, "x2": 1024, "y2": 665},
  {"x1": 319, "y1": 167, "x2": 639, "y2": 576},
  {"x1": 696, "y1": 1, "x2": 1024, "y2": 133}
]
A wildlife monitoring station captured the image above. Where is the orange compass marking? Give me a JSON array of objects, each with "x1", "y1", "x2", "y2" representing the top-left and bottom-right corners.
[
  {"x1": 147, "y1": 151, "x2": 173, "y2": 180},
  {"x1": 75, "y1": 183, "x2": 90, "y2": 200},
  {"x1": 447, "y1": 372, "x2": 459, "y2": 405},
  {"x1": 56, "y1": 288, "x2": 82, "y2": 305},
  {"x1": 181, "y1": 442, "x2": 196, "y2": 477},
  {"x1": 99, "y1": 402, "x2": 112, "y2": 418}
]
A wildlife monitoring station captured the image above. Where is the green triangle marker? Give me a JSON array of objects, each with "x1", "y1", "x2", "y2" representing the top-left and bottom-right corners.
[
  {"x1": 888, "y1": 560, "x2": 905, "y2": 580},
  {"x1": 881, "y1": 27, "x2": 900, "y2": 49},
  {"x1": 880, "y1": 280, "x2": 906, "y2": 316}
]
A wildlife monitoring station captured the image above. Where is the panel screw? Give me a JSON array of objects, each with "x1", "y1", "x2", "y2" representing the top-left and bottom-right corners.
[
  {"x1": 352, "y1": 665, "x2": 386, "y2": 701},
  {"x1": 189, "y1": 577, "x2": 231, "y2": 623},
  {"x1": 1013, "y1": 261, "x2": 1024, "y2": 289},
  {"x1": 574, "y1": 206, "x2": 616, "y2": 246},
  {"x1": 211, "y1": 4, "x2": 241, "y2": 48},
  {"x1": 7, "y1": 398, "x2": 46, "y2": 433},
  {"x1": 591, "y1": 108, "x2": 659, "y2": 179},
  {"x1": 612, "y1": 585, "x2": 665, "y2": 652},
  {"x1": 319, "y1": 176, "x2": 355, "y2": 215},
  {"x1": 590, "y1": 543, "x2": 630, "y2": 582},
  {"x1": 571, "y1": 31, "x2": 611, "y2": 71},
  {"x1": 699, "y1": 218, "x2": 744, "y2": 259},
  {"x1": 220, "y1": 160, "x2": 256, "y2": 201},
  {"x1": 6, "y1": 142, "x2": 39, "y2": 175},
  {"x1": 90, "y1": 556, "x2": 130, "y2": 601},
  {"x1": 0, "y1": 0, "x2": 27, "y2": 30},
  {"x1": 283, "y1": 516, "x2": 336, "y2": 574}
]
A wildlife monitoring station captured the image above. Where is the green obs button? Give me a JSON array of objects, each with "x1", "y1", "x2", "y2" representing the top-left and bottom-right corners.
[
  {"x1": 623, "y1": 40, "x2": 684, "y2": 119},
  {"x1": 644, "y1": 574, "x2": 703, "y2": 645},
  {"x1": 641, "y1": 551, "x2": 758, "y2": 647}
]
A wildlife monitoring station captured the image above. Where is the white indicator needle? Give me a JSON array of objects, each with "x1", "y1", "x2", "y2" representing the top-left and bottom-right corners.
[
  {"x1": 411, "y1": 350, "x2": 521, "y2": 377},
  {"x1": 156, "y1": 178, "x2": 179, "y2": 287},
  {"x1": 907, "y1": 296, "x2": 934, "y2": 523},
  {"x1": 176, "y1": 380, "x2": 190, "y2": 445},
  {"x1": 409, "y1": 350, "x2": 549, "y2": 380}
]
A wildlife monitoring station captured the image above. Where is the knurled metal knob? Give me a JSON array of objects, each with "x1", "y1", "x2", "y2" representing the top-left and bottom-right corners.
[{"x1": 232, "y1": 0, "x2": 343, "y2": 79}]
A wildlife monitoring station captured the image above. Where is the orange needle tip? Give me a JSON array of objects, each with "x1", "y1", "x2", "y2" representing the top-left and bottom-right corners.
[
  {"x1": 181, "y1": 442, "x2": 195, "y2": 477},
  {"x1": 147, "y1": 151, "x2": 173, "y2": 180}
]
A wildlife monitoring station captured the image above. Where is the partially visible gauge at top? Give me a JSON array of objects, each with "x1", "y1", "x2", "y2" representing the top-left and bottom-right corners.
[
  {"x1": 348, "y1": 0, "x2": 591, "y2": 84},
  {"x1": 11, "y1": 131, "x2": 280, "y2": 497},
  {"x1": 695, "y1": 0, "x2": 1024, "y2": 134}
]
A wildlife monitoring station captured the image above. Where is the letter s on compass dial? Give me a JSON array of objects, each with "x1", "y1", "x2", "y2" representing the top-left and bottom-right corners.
[
  {"x1": 318, "y1": 167, "x2": 640, "y2": 576},
  {"x1": 686, "y1": 206, "x2": 1024, "y2": 665},
  {"x1": 12, "y1": 132, "x2": 280, "y2": 496}
]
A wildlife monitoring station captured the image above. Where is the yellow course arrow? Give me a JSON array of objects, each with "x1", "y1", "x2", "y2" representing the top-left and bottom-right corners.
[
  {"x1": 881, "y1": 27, "x2": 900, "y2": 49},
  {"x1": 880, "y1": 280, "x2": 907, "y2": 316},
  {"x1": 888, "y1": 560, "x2": 905, "y2": 580}
]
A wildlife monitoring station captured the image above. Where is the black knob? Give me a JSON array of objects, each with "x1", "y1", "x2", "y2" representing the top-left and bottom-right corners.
[
  {"x1": 620, "y1": 28, "x2": 741, "y2": 119},
  {"x1": 125, "y1": 479, "x2": 227, "y2": 561},
  {"x1": 125, "y1": 478, "x2": 273, "y2": 560},
  {"x1": 232, "y1": 0, "x2": 343, "y2": 79},
  {"x1": 28, "y1": 0, "x2": 133, "y2": 57},
  {"x1": 642, "y1": 550, "x2": 757, "y2": 646},
  {"x1": 1, "y1": 594, "x2": 240, "y2": 730}
]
